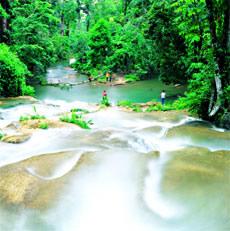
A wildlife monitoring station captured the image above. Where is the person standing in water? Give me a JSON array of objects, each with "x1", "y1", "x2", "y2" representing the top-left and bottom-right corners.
[
  {"x1": 106, "y1": 72, "x2": 110, "y2": 82},
  {"x1": 102, "y1": 90, "x2": 107, "y2": 99},
  {"x1": 102, "y1": 90, "x2": 110, "y2": 106},
  {"x1": 160, "y1": 90, "x2": 166, "y2": 105}
]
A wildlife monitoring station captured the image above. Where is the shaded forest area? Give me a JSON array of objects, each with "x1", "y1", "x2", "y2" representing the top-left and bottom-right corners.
[{"x1": 0, "y1": 0, "x2": 229, "y2": 128}]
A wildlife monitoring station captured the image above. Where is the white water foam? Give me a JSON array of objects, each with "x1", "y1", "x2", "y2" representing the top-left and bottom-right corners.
[{"x1": 143, "y1": 153, "x2": 185, "y2": 219}]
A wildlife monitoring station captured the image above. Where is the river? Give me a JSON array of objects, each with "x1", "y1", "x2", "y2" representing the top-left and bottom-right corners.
[
  {"x1": 35, "y1": 64, "x2": 186, "y2": 103},
  {"x1": 0, "y1": 65, "x2": 229, "y2": 231}
]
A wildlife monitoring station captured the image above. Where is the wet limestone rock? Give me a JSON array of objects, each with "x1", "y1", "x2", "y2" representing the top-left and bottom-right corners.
[
  {"x1": 0, "y1": 96, "x2": 38, "y2": 108},
  {"x1": 19, "y1": 119, "x2": 76, "y2": 130},
  {"x1": 161, "y1": 147, "x2": 230, "y2": 201},
  {"x1": 166, "y1": 123, "x2": 230, "y2": 142},
  {"x1": 0, "y1": 151, "x2": 95, "y2": 209},
  {"x1": 146, "y1": 151, "x2": 160, "y2": 159},
  {"x1": 1, "y1": 132, "x2": 31, "y2": 144}
]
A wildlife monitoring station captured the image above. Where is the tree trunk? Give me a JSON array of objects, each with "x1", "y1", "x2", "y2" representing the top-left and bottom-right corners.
[
  {"x1": 60, "y1": 14, "x2": 65, "y2": 35},
  {"x1": 0, "y1": 0, "x2": 10, "y2": 43},
  {"x1": 205, "y1": 0, "x2": 223, "y2": 117},
  {"x1": 223, "y1": 0, "x2": 230, "y2": 84},
  {"x1": 76, "y1": 0, "x2": 81, "y2": 30}
]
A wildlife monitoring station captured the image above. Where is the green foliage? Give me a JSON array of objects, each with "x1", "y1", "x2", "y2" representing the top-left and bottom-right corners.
[
  {"x1": 19, "y1": 106, "x2": 46, "y2": 121},
  {"x1": 117, "y1": 100, "x2": 142, "y2": 112},
  {"x1": 1, "y1": 0, "x2": 228, "y2": 126},
  {"x1": 60, "y1": 112, "x2": 91, "y2": 129},
  {"x1": 10, "y1": 0, "x2": 59, "y2": 74},
  {"x1": 146, "y1": 103, "x2": 175, "y2": 112},
  {"x1": 224, "y1": 86, "x2": 230, "y2": 106},
  {"x1": 124, "y1": 74, "x2": 140, "y2": 83},
  {"x1": 30, "y1": 115, "x2": 46, "y2": 120},
  {"x1": 38, "y1": 122, "x2": 49, "y2": 129},
  {"x1": 88, "y1": 19, "x2": 111, "y2": 68},
  {"x1": 0, "y1": 43, "x2": 34, "y2": 97},
  {"x1": 70, "y1": 108, "x2": 89, "y2": 114},
  {"x1": 173, "y1": 98, "x2": 189, "y2": 110},
  {"x1": 52, "y1": 34, "x2": 70, "y2": 60},
  {"x1": 101, "y1": 96, "x2": 111, "y2": 107},
  {"x1": 98, "y1": 77, "x2": 107, "y2": 83},
  {"x1": 117, "y1": 100, "x2": 133, "y2": 107},
  {"x1": 19, "y1": 116, "x2": 30, "y2": 122},
  {"x1": 19, "y1": 114, "x2": 46, "y2": 121},
  {"x1": 0, "y1": 132, "x2": 4, "y2": 140},
  {"x1": 147, "y1": 0, "x2": 187, "y2": 84},
  {"x1": 0, "y1": 4, "x2": 8, "y2": 18}
]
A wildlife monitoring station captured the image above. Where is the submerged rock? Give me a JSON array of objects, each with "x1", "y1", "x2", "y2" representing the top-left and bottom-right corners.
[
  {"x1": 0, "y1": 96, "x2": 38, "y2": 108},
  {"x1": 0, "y1": 151, "x2": 95, "y2": 209},
  {"x1": 1, "y1": 133, "x2": 32, "y2": 144},
  {"x1": 145, "y1": 151, "x2": 160, "y2": 159},
  {"x1": 19, "y1": 119, "x2": 75, "y2": 130},
  {"x1": 166, "y1": 124, "x2": 230, "y2": 149},
  {"x1": 162, "y1": 147, "x2": 230, "y2": 201}
]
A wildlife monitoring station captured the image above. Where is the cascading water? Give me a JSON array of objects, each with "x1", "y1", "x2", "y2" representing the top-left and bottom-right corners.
[{"x1": 0, "y1": 65, "x2": 229, "y2": 231}]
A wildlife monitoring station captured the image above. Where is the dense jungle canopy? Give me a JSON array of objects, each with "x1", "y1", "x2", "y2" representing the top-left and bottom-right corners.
[{"x1": 0, "y1": 0, "x2": 229, "y2": 127}]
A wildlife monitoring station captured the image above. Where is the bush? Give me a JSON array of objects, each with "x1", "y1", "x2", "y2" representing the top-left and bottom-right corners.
[
  {"x1": 70, "y1": 108, "x2": 89, "y2": 114},
  {"x1": 38, "y1": 122, "x2": 49, "y2": 129},
  {"x1": 30, "y1": 115, "x2": 46, "y2": 120},
  {"x1": 117, "y1": 100, "x2": 133, "y2": 107},
  {"x1": 101, "y1": 96, "x2": 111, "y2": 106},
  {"x1": 146, "y1": 103, "x2": 175, "y2": 112},
  {"x1": 98, "y1": 77, "x2": 107, "y2": 83},
  {"x1": 21, "y1": 83, "x2": 35, "y2": 96},
  {"x1": 0, "y1": 44, "x2": 34, "y2": 97},
  {"x1": 0, "y1": 133, "x2": 4, "y2": 140},
  {"x1": 19, "y1": 116, "x2": 30, "y2": 122},
  {"x1": 124, "y1": 74, "x2": 140, "y2": 83},
  {"x1": 117, "y1": 100, "x2": 142, "y2": 112},
  {"x1": 173, "y1": 97, "x2": 189, "y2": 110},
  {"x1": 52, "y1": 34, "x2": 70, "y2": 60},
  {"x1": 19, "y1": 115, "x2": 46, "y2": 121},
  {"x1": 60, "y1": 112, "x2": 91, "y2": 129},
  {"x1": 19, "y1": 107, "x2": 46, "y2": 121}
]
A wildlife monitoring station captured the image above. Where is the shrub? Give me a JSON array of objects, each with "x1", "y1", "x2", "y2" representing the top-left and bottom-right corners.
[
  {"x1": 30, "y1": 115, "x2": 46, "y2": 120},
  {"x1": 146, "y1": 103, "x2": 175, "y2": 112},
  {"x1": 117, "y1": 100, "x2": 133, "y2": 107},
  {"x1": 101, "y1": 96, "x2": 111, "y2": 106},
  {"x1": 39, "y1": 122, "x2": 49, "y2": 129},
  {"x1": 70, "y1": 108, "x2": 89, "y2": 114},
  {"x1": 21, "y1": 84, "x2": 35, "y2": 96},
  {"x1": 19, "y1": 106, "x2": 46, "y2": 121},
  {"x1": 173, "y1": 97, "x2": 189, "y2": 110},
  {"x1": 60, "y1": 112, "x2": 91, "y2": 129},
  {"x1": 117, "y1": 100, "x2": 142, "y2": 112},
  {"x1": 19, "y1": 116, "x2": 30, "y2": 122},
  {"x1": 124, "y1": 74, "x2": 140, "y2": 83},
  {"x1": 98, "y1": 77, "x2": 107, "y2": 83},
  {"x1": 0, "y1": 44, "x2": 34, "y2": 97}
]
